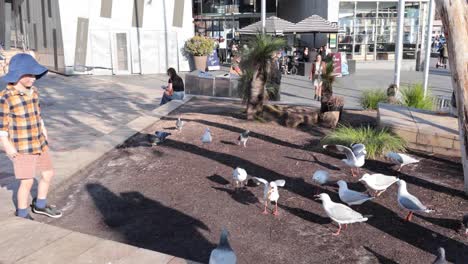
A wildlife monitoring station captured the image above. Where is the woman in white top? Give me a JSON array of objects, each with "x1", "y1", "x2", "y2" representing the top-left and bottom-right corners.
[{"x1": 309, "y1": 54, "x2": 327, "y2": 101}]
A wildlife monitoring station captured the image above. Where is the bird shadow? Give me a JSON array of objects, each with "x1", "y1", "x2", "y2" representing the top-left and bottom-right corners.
[
  {"x1": 207, "y1": 174, "x2": 230, "y2": 185},
  {"x1": 279, "y1": 204, "x2": 331, "y2": 225},
  {"x1": 220, "y1": 140, "x2": 237, "y2": 146},
  {"x1": 363, "y1": 246, "x2": 398, "y2": 264},
  {"x1": 415, "y1": 214, "x2": 462, "y2": 231},
  {"x1": 211, "y1": 186, "x2": 259, "y2": 205},
  {"x1": 116, "y1": 132, "x2": 154, "y2": 148}
]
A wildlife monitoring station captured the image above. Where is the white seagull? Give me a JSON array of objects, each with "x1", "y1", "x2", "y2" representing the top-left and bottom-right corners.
[
  {"x1": 337, "y1": 180, "x2": 374, "y2": 206},
  {"x1": 323, "y1": 144, "x2": 366, "y2": 177},
  {"x1": 232, "y1": 167, "x2": 248, "y2": 189},
  {"x1": 201, "y1": 128, "x2": 213, "y2": 143},
  {"x1": 397, "y1": 180, "x2": 433, "y2": 221},
  {"x1": 386, "y1": 152, "x2": 420, "y2": 171},
  {"x1": 253, "y1": 177, "x2": 286, "y2": 216},
  {"x1": 175, "y1": 117, "x2": 185, "y2": 131},
  {"x1": 315, "y1": 193, "x2": 368, "y2": 235},
  {"x1": 237, "y1": 130, "x2": 250, "y2": 147},
  {"x1": 359, "y1": 173, "x2": 399, "y2": 196},
  {"x1": 209, "y1": 229, "x2": 237, "y2": 264}
]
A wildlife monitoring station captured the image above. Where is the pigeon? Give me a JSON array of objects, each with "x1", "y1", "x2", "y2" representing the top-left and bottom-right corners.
[
  {"x1": 397, "y1": 179, "x2": 433, "y2": 221},
  {"x1": 152, "y1": 131, "x2": 171, "y2": 145},
  {"x1": 323, "y1": 144, "x2": 366, "y2": 177},
  {"x1": 175, "y1": 117, "x2": 185, "y2": 131},
  {"x1": 201, "y1": 128, "x2": 212, "y2": 143},
  {"x1": 253, "y1": 177, "x2": 286, "y2": 216},
  {"x1": 359, "y1": 173, "x2": 399, "y2": 196},
  {"x1": 315, "y1": 193, "x2": 368, "y2": 235},
  {"x1": 232, "y1": 167, "x2": 248, "y2": 189},
  {"x1": 463, "y1": 214, "x2": 468, "y2": 235},
  {"x1": 237, "y1": 130, "x2": 250, "y2": 147},
  {"x1": 386, "y1": 152, "x2": 420, "y2": 171},
  {"x1": 209, "y1": 229, "x2": 237, "y2": 264},
  {"x1": 432, "y1": 247, "x2": 447, "y2": 264},
  {"x1": 337, "y1": 180, "x2": 374, "y2": 206}
]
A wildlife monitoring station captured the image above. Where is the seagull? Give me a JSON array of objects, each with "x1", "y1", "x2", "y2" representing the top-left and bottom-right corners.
[
  {"x1": 463, "y1": 214, "x2": 468, "y2": 235},
  {"x1": 237, "y1": 130, "x2": 250, "y2": 147},
  {"x1": 153, "y1": 131, "x2": 171, "y2": 145},
  {"x1": 359, "y1": 173, "x2": 399, "y2": 196},
  {"x1": 253, "y1": 177, "x2": 286, "y2": 216},
  {"x1": 323, "y1": 144, "x2": 366, "y2": 177},
  {"x1": 432, "y1": 247, "x2": 447, "y2": 264},
  {"x1": 337, "y1": 180, "x2": 374, "y2": 206},
  {"x1": 232, "y1": 167, "x2": 248, "y2": 189},
  {"x1": 397, "y1": 179, "x2": 433, "y2": 221},
  {"x1": 386, "y1": 152, "x2": 420, "y2": 171},
  {"x1": 209, "y1": 229, "x2": 237, "y2": 264},
  {"x1": 315, "y1": 193, "x2": 368, "y2": 235},
  {"x1": 201, "y1": 128, "x2": 212, "y2": 143},
  {"x1": 175, "y1": 117, "x2": 185, "y2": 131},
  {"x1": 311, "y1": 170, "x2": 340, "y2": 194}
]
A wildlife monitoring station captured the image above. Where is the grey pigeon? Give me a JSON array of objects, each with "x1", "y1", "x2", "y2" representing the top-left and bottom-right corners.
[
  {"x1": 432, "y1": 247, "x2": 447, "y2": 264},
  {"x1": 209, "y1": 229, "x2": 236, "y2": 264},
  {"x1": 152, "y1": 131, "x2": 171, "y2": 145},
  {"x1": 176, "y1": 117, "x2": 185, "y2": 131},
  {"x1": 463, "y1": 214, "x2": 468, "y2": 235},
  {"x1": 237, "y1": 130, "x2": 250, "y2": 147},
  {"x1": 202, "y1": 128, "x2": 213, "y2": 143}
]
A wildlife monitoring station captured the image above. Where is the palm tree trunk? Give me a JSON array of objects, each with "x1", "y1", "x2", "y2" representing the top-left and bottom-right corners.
[{"x1": 247, "y1": 67, "x2": 267, "y2": 120}]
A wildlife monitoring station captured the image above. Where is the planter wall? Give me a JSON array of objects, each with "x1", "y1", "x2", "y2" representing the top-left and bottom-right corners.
[{"x1": 193, "y1": 56, "x2": 207, "y2": 71}]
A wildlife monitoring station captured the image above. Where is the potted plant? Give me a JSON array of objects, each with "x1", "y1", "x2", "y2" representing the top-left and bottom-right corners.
[{"x1": 184, "y1": 36, "x2": 215, "y2": 71}]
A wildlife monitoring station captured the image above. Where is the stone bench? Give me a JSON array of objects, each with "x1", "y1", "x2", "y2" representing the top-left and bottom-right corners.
[{"x1": 377, "y1": 103, "x2": 460, "y2": 157}]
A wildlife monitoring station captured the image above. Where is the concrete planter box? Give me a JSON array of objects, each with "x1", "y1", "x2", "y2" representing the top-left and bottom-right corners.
[{"x1": 185, "y1": 70, "x2": 240, "y2": 98}]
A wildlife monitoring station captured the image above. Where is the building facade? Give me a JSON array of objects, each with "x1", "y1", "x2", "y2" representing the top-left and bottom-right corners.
[{"x1": 2, "y1": 0, "x2": 194, "y2": 75}]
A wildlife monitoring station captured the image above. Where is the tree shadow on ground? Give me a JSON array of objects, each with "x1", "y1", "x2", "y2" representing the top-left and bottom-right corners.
[
  {"x1": 85, "y1": 183, "x2": 214, "y2": 263},
  {"x1": 207, "y1": 174, "x2": 230, "y2": 185},
  {"x1": 212, "y1": 187, "x2": 259, "y2": 205},
  {"x1": 161, "y1": 139, "x2": 467, "y2": 263},
  {"x1": 284, "y1": 154, "x2": 341, "y2": 171},
  {"x1": 415, "y1": 214, "x2": 462, "y2": 232},
  {"x1": 279, "y1": 204, "x2": 330, "y2": 225},
  {"x1": 363, "y1": 246, "x2": 399, "y2": 264}
]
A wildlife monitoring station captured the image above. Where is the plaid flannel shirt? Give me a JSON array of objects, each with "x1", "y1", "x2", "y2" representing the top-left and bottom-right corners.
[{"x1": 0, "y1": 85, "x2": 48, "y2": 154}]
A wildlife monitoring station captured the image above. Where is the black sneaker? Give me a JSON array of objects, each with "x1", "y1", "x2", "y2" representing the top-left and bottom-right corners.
[
  {"x1": 31, "y1": 198, "x2": 63, "y2": 218},
  {"x1": 15, "y1": 212, "x2": 34, "y2": 220}
]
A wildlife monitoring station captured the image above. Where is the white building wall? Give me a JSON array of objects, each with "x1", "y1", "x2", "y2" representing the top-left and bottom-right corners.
[{"x1": 56, "y1": 0, "x2": 193, "y2": 75}]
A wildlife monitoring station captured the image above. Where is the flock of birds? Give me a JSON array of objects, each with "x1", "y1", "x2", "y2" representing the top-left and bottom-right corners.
[{"x1": 151, "y1": 117, "x2": 467, "y2": 264}]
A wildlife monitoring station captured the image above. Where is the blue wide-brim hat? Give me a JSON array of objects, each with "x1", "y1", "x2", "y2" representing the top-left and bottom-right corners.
[{"x1": 2, "y1": 53, "x2": 48, "y2": 83}]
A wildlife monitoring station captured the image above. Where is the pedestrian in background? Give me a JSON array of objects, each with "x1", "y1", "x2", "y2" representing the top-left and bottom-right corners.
[
  {"x1": 160, "y1": 68, "x2": 185, "y2": 105},
  {"x1": 0, "y1": 53, "x2": 62, "y2": 220},
  {"x1": 309, "y1": 54, "x2": 327, "y2": 101}
]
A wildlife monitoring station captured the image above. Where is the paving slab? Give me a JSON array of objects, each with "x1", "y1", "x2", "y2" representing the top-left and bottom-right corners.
[
  {"x1": 114, "y1": 248, "x2": 177, "y2": 264},
  {"x1": 15, "y1": 231, "x2": 101, "y2": 264},
  {"x1": 0, "y1": 218, "x2": 71, "y2": 264},
  {"x1": 68, "y1": 239, "x2": 139, "y2": 264}
]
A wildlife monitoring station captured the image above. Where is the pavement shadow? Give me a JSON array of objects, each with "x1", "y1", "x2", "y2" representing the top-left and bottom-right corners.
[
  {"x1": 279, "y1": 204, "x2": 330, "y2": 225},
  {"x1": 85, "y1": 183, "x2": 214, "y2": 263},
  {"x1": 415, "y1": 214, "x2": 462, "y2": 232},
  {"x1": 363, "y1": 246, "x2": 398, "y2": 264},
  {"x1": 2, "y1": 178, "x2": 39, "y2": 210}
]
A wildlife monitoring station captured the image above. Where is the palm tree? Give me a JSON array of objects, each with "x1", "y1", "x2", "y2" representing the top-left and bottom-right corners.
[{"x1": 240, "y1": 34, "x2": 285, "y2": 120}]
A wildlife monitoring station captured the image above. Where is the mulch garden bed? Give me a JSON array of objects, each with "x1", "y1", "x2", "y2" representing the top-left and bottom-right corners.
[{"x1": 45, "y1": 98, "x2": 467, "y2": 263}]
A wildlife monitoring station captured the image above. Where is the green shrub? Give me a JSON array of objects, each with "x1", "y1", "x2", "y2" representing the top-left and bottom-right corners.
[
  {"x1": 321, "y1": 125, "x2": 406, "y2": 159},
  {"x1": 360, "y1": 90, "x2": 387, "y2": 110},
  {"x1": 401, "y1": 83, "x2": 433, "y2": 110},
  {"x1": 184, "y1": 36, "x2": 215, "y2": 56}
]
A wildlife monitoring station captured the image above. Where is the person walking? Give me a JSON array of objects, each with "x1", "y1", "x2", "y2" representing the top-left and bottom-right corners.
[
  {"x1": 218, "y1": 37, "x2": 227, "y2": 64},
  {"x1": 160, "y1": 68, "x2": 185, "y2": 105},
  {"x1": 441, "y1": 42, "x2": 448, "y2": 68},
  {"x1": 0, "y1": 53, "x2": 62, "y2": 219},
  {"x1": 309, "y1": 54, "x2": 327, "y2": 101}
]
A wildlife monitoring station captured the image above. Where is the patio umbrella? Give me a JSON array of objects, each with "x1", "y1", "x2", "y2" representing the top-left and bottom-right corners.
[
  {"x1": 238, "y1": 16, "x2": 295, "y2": 35},
  {"x1": 285, "y1": 15, "x2": 339, "y2": 47}
]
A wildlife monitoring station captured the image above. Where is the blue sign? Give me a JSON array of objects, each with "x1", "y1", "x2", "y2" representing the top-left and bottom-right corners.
[{"x1": 207, "y1": 49, "x2": 220, "y2": 71}]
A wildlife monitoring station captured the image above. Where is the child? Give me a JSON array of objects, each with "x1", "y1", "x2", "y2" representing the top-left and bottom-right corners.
[{"x1": 0, "y1": 53, "x2": 62, "y2": 219}]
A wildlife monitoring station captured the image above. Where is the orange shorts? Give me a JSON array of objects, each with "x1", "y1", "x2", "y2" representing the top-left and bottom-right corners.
[{"x1": 12, "y1": 151, "x2": 53, "y2": 180}]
